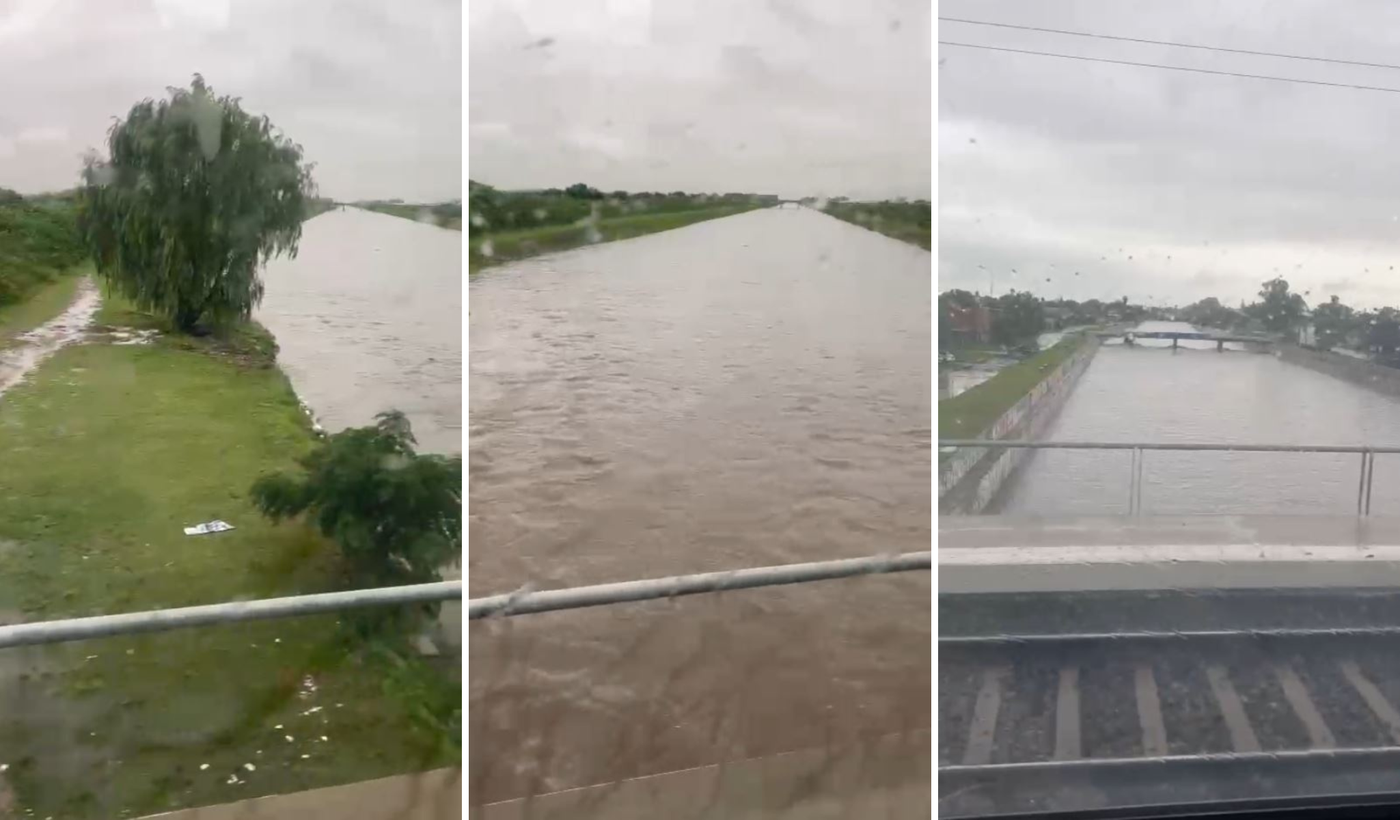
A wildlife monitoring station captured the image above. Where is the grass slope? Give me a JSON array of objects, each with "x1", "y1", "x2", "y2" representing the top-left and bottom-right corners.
[
  {"x1": 468, "y1": 204, "x2": 761, "y2": 272},
  {"x1": 0, "y1": 202, "x2": 86, "y2": 307},
  {"x1": 0, "y1": 303, "x2": 453, "y2": 817},
  {"x1": 358, "y1": 203, "x2": 462, "y2": 231},
  {"x1": 822, "y1": 201, "x2": 931, "y2": 250},
  {"x1": 939, "y1": 337, "x2": 1083, "y2": 440}
]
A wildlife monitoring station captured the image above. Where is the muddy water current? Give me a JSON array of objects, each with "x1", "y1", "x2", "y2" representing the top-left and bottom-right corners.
[
  {"x1": 468, "y1": 208, "x2": 931, "y2": 802},
  {"x1": 257, "y1": 208, "x2": 462, "y2": 455}
]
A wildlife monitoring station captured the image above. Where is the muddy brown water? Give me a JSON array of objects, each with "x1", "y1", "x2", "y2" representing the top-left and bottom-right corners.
[
  {"x1": 469, "y1": 207, "x2": 931, "y2": 803},
  {"x1": 257, "y1": 208, "x2": 462, "y2": 456},
  {"x1": 999, "y1": 321, "x2": 1400, "y2": 516}
]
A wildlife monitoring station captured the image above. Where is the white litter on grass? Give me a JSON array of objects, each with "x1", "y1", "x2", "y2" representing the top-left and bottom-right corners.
[
  {"x1": 320, "y1": 735, "x2": 328, "y2": 742},
  {"x1": 0, "y1": 762, "x2": 8, "y2": 772},
  {"x1": 183, "y1": 520, "x2": 234, "y2": 536},
  {"x1": 199, "y1": 763, "x2": 209, "y2": 770},
  {"x1": 300, "y1": 754, "x2": 310, "y2": 759},
  {"x1": 304, "y1": 705, "x2": 322, "y2": 715},
  {"x1": 274, "y1": 724, "x2": 282, "y2": 729},
  {"x1": 285, "y1": 735, "x2": 294, "y2": 742},
  {"x1": 244, "y1": 763, "x2": 255, "y2": 771}
]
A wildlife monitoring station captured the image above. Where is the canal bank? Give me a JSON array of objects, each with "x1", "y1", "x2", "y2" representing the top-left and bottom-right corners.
[
  {"x1": 939, "y1": 335, "x2": 1100, "y2": 514},
  {"x1": 1278, "y1": 343, "x2": 1400, "y2": 399},
  {"x1": 0, "y1": 293, "x2": 457, "y2": 815}
]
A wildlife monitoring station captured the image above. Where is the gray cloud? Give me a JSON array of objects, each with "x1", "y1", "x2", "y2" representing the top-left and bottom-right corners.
[
  {"x1": 468, "y1": 0, "x2": 930, "y2": 200},
  {"x1": 939, "y1": 0, "x2": 1400, "y2": 308},
  {"x1": 0, "y1": 0, "x2": 460, "y2": 201}
]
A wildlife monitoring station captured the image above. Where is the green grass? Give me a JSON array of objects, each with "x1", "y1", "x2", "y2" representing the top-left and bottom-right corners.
[
  {"x1": 945, "y1": 344, "x2": 999, "y2": 365},
  {"x1": 0, "y1": 309, "x2": 455, "y2": 817},
  {"x1": 0, "y1": 201, "x2": 86, "y2": 307},
  {"x1": 469, "y1": 204, "x2": 762, "y2": 273},
  {"x1": 0, "y1": 265, "x2": 84, "y2": 346},
  {"x1": 939, "y1": 337, "x2": 1084, "y2": 440},
  {"x1": 359, "y1": 203, "x2": 462, "y2": 231},
  {"x1": 822, "y1": 202, "x2": 931, "y2": 250}
]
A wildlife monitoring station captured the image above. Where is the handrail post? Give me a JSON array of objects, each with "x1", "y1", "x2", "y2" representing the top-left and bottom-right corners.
[
  {"x1": 1136, "y1": 447, "x2": 1145, "y2": 515},
  {"x1": 1366, "y1": 451, "x2": 1377, "y2": 516},
  {"x1": 1359, "y1": 451, "x2": 1370, "y2": 517},
  {"x1": 1128, "y1": 447, "x2": 1143, "y2": 515}
]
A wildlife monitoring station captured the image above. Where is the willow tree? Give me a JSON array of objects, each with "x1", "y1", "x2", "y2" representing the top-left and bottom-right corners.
[{"x1": 79, "y1": 75, "x2": 315, "y2": 332}]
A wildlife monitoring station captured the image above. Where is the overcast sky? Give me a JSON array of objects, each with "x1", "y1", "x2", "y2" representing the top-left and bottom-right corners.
[
  {"x1": 468, "y1": 0, "x2": 930, "y2": 200},
  {"x1": 940, "y1": 0, "x2": 1400, "y2": 309},
  {"x1": 0, "y1": 0, "x2": 460, "y2": 202}
]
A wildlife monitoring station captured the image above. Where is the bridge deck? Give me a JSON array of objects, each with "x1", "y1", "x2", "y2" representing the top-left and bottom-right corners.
[
  {"x1": 940, "y1": 514, "x2": 1400, "y2": 593},
  {"x1": 1093, "y1": 330, "x2": 1271, "y2": 343}
]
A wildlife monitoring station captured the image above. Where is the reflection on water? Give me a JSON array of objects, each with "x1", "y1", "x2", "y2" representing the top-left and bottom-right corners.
[
  {"x1": 256, "y1": 208, "x2": 462, "y2": 455},
  {"x1": 1002, "y1": 321, "x2": 1400, "y2": 516},
  {"x1": 468, "y1": 207, "x2": 931, "y2": 801}
]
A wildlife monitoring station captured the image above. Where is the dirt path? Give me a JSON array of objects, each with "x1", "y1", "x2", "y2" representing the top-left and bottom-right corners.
[{"x1": 0, "y1": 277, "x2": 100, "y2": 400}]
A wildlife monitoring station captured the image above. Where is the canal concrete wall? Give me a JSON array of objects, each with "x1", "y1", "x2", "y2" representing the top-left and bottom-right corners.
[
  {"x1": 939, "y1": 337, "x2": 1100, "y2": 514},
  {"x1": 1278, "y1": 344, "x2": 1400, "y2": 398}
]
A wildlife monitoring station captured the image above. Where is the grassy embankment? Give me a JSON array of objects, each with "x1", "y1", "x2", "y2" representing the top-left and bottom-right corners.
[
  {"x1": 822, "y1": 200, "x2": 931, "y2": 250},
  {"x1": 939, "y1": 337, "x2": 1083, "y2": 440},
  {"x1": 357, "y1": 201, "x2": 462, "y2": 231},
  {"x1": 0, "y1": 285, "x2": 456, "y2": 816},
  {"x1": 0, "y1": 201, "x2": 88, "y2": 343},
  {"x1": 468, "y1": 204, "x2": 761, "y2": 272}
]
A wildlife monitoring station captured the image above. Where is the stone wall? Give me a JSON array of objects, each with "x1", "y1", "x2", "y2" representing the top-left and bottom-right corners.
[{"x1": 939, "y1": 337, "x2": 1099, "y2": 514}]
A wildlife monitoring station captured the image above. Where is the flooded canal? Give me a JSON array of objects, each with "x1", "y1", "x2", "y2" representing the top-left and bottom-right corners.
[
  {"x1": 1000, "y1": 322, "x2": 1400, "y2": 516},
  {"x1": 468, "y1": 207, "x2": 932, "y2": 801},
  {"x1": 257, "y1": 207, "x2": 462, "y2": 455}
]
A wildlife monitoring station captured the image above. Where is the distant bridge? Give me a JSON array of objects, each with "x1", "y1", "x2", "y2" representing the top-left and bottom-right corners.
[{"x1": 1094, "y1": 329, "x2": 1275, "y2": 350}]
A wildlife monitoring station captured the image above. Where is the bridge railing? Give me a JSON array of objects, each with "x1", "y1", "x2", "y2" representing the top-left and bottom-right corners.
[
  {"x1": 938, "y1": 440, "x2": 1400, "y2": 516},
  {"x1": 468, "y1": 551, "x2": 932, "y2": 618}
]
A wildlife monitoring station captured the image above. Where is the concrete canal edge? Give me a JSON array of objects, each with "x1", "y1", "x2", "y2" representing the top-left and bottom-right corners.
[
  {"x1": 1277, "y1": 343, "x2": 1400, "y2": 398},
  {"x1": 938, "y1": 336, "x2": 1100, "y2": 514}
]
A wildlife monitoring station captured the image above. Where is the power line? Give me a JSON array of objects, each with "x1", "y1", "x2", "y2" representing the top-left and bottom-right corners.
[
  {"x1": 940, "y1": 16, "x2": 1400, "y2": 73},
  {"x1": 939, "y1": 40, "x2": 1400, "y2": 95}
]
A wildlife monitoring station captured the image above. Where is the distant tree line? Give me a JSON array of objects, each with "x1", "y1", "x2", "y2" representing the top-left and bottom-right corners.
[
  {"x1": 467, "y1": 180, "x2": 778, "y2": 234},
  {"x1": 941, "y1": 275, "x2": 1400, "y2": 366}
]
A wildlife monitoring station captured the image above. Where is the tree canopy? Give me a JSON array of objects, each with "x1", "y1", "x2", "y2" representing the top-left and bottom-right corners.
[
  {"x1": 78, "y1": 75, "x2": 315, "y2": 332},
  {"x1": 250, "y1": 411, "x2": 461, "y2": 592},
  {"x1": 1313, "y1": 295, "x2": 1354, "y2": 350},
  {"x1": 991, "y1": 290, "x2": 1045, "y2": 347},
  {"x1": 1252, "y1": 277, "x2": 1308, "y2": 336}
]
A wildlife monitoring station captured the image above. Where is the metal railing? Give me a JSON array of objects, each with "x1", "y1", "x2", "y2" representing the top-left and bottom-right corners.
[
  {"x1": 939, "y1": 439, "x2": 1400, "y2": 516},
  {"x1": 468, "y1": 552, "x2": 933, "y2": 619},
  {"x1": 0, "y1": 580, "x2": 462, "y2": 648}
]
